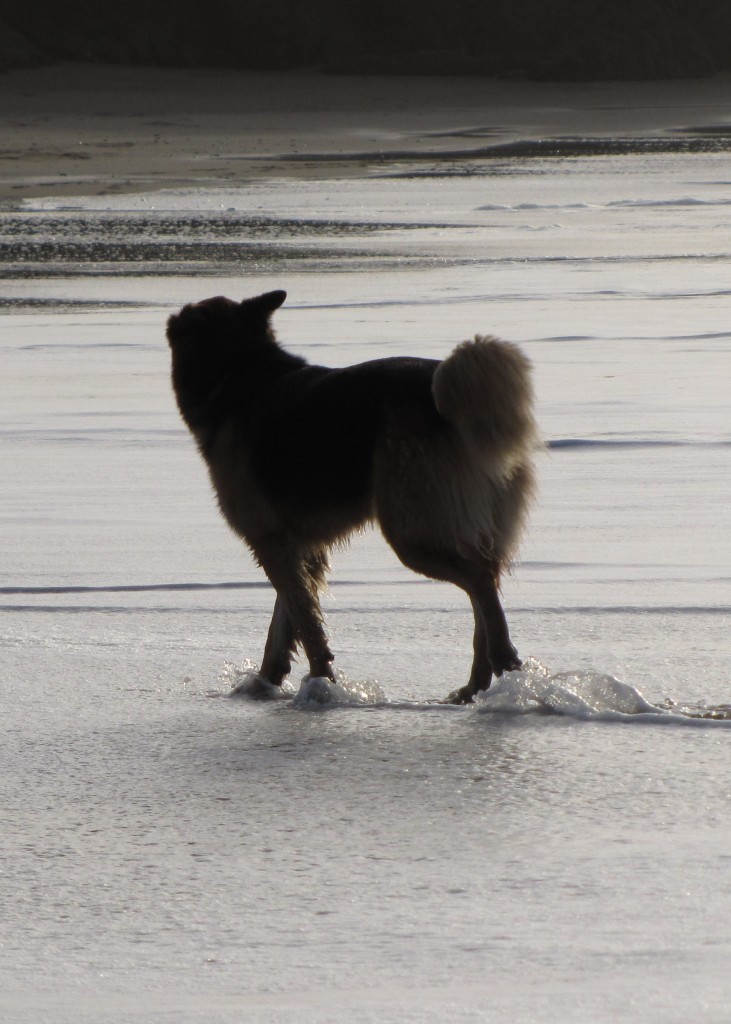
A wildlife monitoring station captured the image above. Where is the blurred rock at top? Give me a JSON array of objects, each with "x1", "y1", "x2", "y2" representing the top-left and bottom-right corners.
[{"x1": 2, "y1": 0, "x2": 730, "y2": 81}]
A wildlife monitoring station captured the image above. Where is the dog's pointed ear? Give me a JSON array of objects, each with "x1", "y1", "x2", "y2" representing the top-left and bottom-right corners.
[{"x1": 244, "y1": 290, "x2": 287, "y2": 317}]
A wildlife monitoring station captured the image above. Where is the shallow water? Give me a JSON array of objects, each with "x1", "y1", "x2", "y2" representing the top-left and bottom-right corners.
[{"x1": 2, "y1": 126, "x2": 731, "y2": 1022}]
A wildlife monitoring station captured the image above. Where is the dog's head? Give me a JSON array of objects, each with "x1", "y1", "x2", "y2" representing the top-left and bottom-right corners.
[
  {"x1": 166, "y1": 290, "x2": 287, "y2": 432},
  {"x1": 166, "y1": 290, "x2": 287, "y2": 360}
]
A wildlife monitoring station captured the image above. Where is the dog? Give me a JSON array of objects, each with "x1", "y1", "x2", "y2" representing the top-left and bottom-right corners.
[{"x1": 166, "y1": 290, "x2": 538, "y2": 703}]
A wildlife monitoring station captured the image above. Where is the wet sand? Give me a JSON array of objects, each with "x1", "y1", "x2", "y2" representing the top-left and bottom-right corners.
[{"x1": 2, "y1": 62, "x2": 731, "y2": 204}]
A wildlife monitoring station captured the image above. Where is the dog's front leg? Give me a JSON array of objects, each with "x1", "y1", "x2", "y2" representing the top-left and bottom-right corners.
[
  {"x1": 259, "y1": 549, "x2": 335, "y2": 681},
  {"x1": 260, "y1": 595, "x2": 298, "y2": 686}
]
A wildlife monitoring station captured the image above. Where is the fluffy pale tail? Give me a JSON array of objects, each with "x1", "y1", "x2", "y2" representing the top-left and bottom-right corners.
[
  {"x1": 432, "y1": 335, "x2": 539, "y2": 466},
  {"x1": 430, "y1": 334, "x2": 539, "y2": 566}
]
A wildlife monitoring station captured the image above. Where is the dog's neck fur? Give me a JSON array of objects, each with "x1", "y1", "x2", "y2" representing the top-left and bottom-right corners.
[{"x1": 171, "y1": 324, "x2": 307, "y2": 453}]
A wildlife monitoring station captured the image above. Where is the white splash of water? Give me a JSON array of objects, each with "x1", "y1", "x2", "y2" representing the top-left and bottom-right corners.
[
  {"x1": 476, "y1": 657, "x2": 661, "y2": 717},
  {"x1": 292, "y1": 669, "x2": 388, "y2": 708},
  {"x1": 223, "y1": 661, "x2": 386, "y2": 706},
  {"x1": 221, "y1": 657, "x2": 731, "y2": 724},
  {"x1": 224, "y1": 660, "x2": 295, "y2": 700},
  {"x1": 476, "y1": 657, "x2": 731, "y2": 725}
]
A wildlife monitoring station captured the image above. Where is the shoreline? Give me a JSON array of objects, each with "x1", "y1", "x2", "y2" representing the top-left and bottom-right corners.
[{"x1": 1, "y1": 63, "x2": 731, "y2": 205}]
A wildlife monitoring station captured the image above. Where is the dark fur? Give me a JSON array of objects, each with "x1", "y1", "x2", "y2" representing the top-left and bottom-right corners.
[{"x1": 167, "y1": 290, "x2": 538, "y2": 703}]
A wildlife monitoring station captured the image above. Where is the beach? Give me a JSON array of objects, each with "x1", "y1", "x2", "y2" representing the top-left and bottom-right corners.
[
  {"x1": 3, "y1": 62, "x2": 731, "y2": 203},
  {"x1": 2, "y1": 61, "x2": 731, "y2": 1024}
]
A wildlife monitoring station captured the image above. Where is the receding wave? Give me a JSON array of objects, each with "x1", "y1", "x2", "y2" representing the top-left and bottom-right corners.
[
  {"x1": 0, "y1": 581, "x2": 271, "y2": 596},
  {"x1": 478, "y1": 196, "x2": 731, "y2": 213},
  {"x1": 607, "y1": 196, "x2": 731, "y2": 209},
  {"x1": 549, "y1": 437, "x2": 731, "y2": 450}
]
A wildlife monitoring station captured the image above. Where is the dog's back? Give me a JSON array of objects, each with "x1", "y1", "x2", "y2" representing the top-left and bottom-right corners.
[{"x1": 248, "y1": 356, "x2": 441, "y2": 518}]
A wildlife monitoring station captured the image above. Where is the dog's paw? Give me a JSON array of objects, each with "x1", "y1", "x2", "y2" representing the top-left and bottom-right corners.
[
  {"x1": 297, "y1": 676, "x2": 337, "y2": 705},
  {"x1": 229, "y1": 671, "x2": 286, "y2": 700},
  {"x1": 444, "y1": 685, "x2": 476, "y2": 705},
  {"x1": 491, "y1": 647, "x2": 522, "y2": 677}
]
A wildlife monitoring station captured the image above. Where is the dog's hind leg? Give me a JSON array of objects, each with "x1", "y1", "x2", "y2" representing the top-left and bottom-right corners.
[
  {"x1": 383, "y1": 541, "x2": 519, "y2": 704},
  {"x1": 258, "y1": 545, "x2": 335, "y2": 682},
  {"x1": 447, "y1": 576, "x2": 521, "y2": 704},
  {"x1": 461, "y1": 595, "x2": 493, "y2": 699}
]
